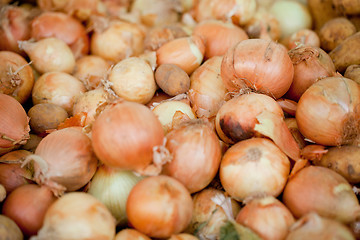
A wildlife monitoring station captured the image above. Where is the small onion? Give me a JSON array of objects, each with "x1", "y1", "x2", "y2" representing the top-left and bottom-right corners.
[
  {"x1": 221, "y1": 38, "x2": 294, "y2": 99},
  {"x1": 107, "y1": 57, "x2": 156, "y2": 104},
  {"x1": 114, "y1": 228, "x2": 151, "y2": 240},
  {"x1": 0, "y1": 214, "x2": 24, "y2": 240},
  {"x1": 91, "y1": 100, "x2": 165, "y2": 174},
  {"x1": 283, "y1": 165, "x2": 360, "y2": 223},
  {"x1": 188, "y1": 56, "x2": 228, "y2": 119},
  {"x1": 161, "y1": 120, "x2": 222, "y2": 193},
  {"x1": 0, "y1": 93, "x2": 30, "y2": 155},
  {"x1": 31, "y1": 71, "x2": 86, "y2": 115},
  {"x1": 220, "y1": 137, "x2": 290, "y2": 201},
  {"x1": 286, "y1": 212, "x2": 356, "y2": 240},
  {"x1": 19, "y1": 37, "x2": 76, "y2": 74},
  {"x1": 284, "y1": 45, "x2": 336, "y2": 101},
  {"x1": 235, "y1": 196, "x2": 295, "y2": 240},
  {"x1": 31, "y1": 192, "x2": 116, "y2": 240},
  {"x1": 0, "y1": 150, "x2": 33, "y2": 193},
  {"x1": 87, "y1": 164, "x2": 144, "y2": 226},
  {"x1": 286, "y1": 29, "x2": 321, "y2": 50},
  {"x1": 295, "y1": 76, "x2": 360, "y2": 146},
  {"x1": 2, "y1": 184, "x2": 57, "y2": 237},
  {"x1": 0, "y1": 51, "x2": 34, "y2": 104},
  {"x1": 169, "y1": 233, "x2": 199, "y2": 240},
  {"x1": 30, "y1": 11, "x2": 90, "y2": 59},
  {"x1": 126, "y1": 175, "x2": 193, "y2": 239},
  {"x1": 24, "y1": 127, "x2": 98, "y2": 196}
]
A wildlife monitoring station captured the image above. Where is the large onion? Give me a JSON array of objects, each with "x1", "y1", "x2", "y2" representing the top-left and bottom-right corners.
[{"x1": 221, "y1": 38, "x2": 294, "y2": 99}]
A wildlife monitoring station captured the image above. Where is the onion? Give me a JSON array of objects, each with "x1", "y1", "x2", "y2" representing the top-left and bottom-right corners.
[
  {"x1": 30, "y1": 11, "x2": 90, "y2": 59},
  {"x1": 221, "y1": 38, "x2": 294, "y2": 99},
  {"x1": 192, "y1": 0, "x2": 257, "y2": 26},
  {"x1": 284, "y1": 45, "x2": 336, "y2": 101},
  {"x1": 73, "y1": 55, "x2": 111, "y2": 90},
  {"x1": 2, "y1": 184, "x2": 57, "y2": 237},
  {"x1": 295, "y1": 76, "x2": 360, "y2": 146},
  {"x1": 31, "y1": 192, "x2": 116, "y2": 240},
  {"x1": 0, "y1": 150, "x2": 33, "y2": 193},
  {"x1": 106, "y1": 57, "x2": 156, "y2": 104},
  {"x1": 114, "y1": 228, "x2": 151, "y2": 240},
  {"x1": 215, "y1": 93, "x2": 301, "y2": 162},
  {"x1": 31, "y1": 71, "x2": 86, "y2": 115},
  {"x1": 0, "y1": 51, "x2": 34, "y2": 104},
  {"x1": 161, "y1": 120, "x2": 221, "y2": 193},
  {"x1": 28, "y1": 103, "x2": 69, "y2": 136},
  {"x1": 169, "y1": 233, "x2": 199, "y2": 240},
  {"x1": 277, "y1": 98, "x2": 298, "y2": 117},
  {"x1": 90, "y1": 19, "x2": 145, "y2": 63},
  {"x1": 235, "y1": 196, "x2": 295, "y2": 240},
  {"x1": 187, "y1": 188, "x2": 241, "y2": 239},
  {"x1": 0, "y1": 5, "x2": 33, "y2": 55},
  {"x1": 188, "y1": 56, "x2": 228, "y2": 119},
  {"x1": 284, "y1": 118, "x2": 306, "y2": 149},
  {"x1": 87, "y1": 164, "x2": 144, "y2": 226},
  {"x1": 0, "y1": 93, "x2": 30, "y2": 156},
  {"x1": 146, "y1": 90, "x2": 172, "y2": 108},
  {"x1": 269, "y1": 0, "x2": 312, "y2": 40},
  {"x1": 286, "y1": 29, "x2": 321, "y2": 50},
  {"x1": 155, "y1": 64, "x2": 190, "y2": 97},
  {"x1": 220, "y1": 137, "x2": 290, "y2": 201},
  {"x1": 23, "y1": 127, "x2": 98, "y2": 196},
  {"x1": 283, "y1": 165, "x2": 360, "y2": 223},
  {"x1": 126, "y1": 175, "x2": 193, "y2": 239},
  {"x1": 286, "y1": 212, "x2": 356, "y2": 240},
  {"x1": 0, "y1": 214, "x2": 24, "y2": 240},
  {"x1": 91, "y1": 100, "x2": 166, "y2": 174},
  {"x1": 72, "y1": 87, "x2": 109, "y2": 126},
  {"x1": 156, "y1": 35, "x2": 205, "y2": 75},
  {"x1": 192, "y1": 19, "x2": 249, "y2": 59},
  {"x1": 152, "y1": 99, "x2": 196, "y2": 134}
]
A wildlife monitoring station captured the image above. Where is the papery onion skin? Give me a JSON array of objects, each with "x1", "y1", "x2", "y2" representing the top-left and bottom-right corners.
[
  {"x1": 2, "y1": 184, "x2": 56, "y2": 237},
  {"x1": 0, "y1": 51, "x2": 34, "y2": 104},
  {"x1": 235, "y1": 196, "x2": 295, "y2": 240},
  {"x1": 0, "y1": 93, "x2": 30, "y2": 155},
  {"x1": 295, "y1": 76, "x2": 360, "y2": 146},
  {"x1": 31, "y1": 192, "x2": 116, "y2": 240},
  {"x1": 283, "y1": 165, "x2": 360, "y2": 223},
  {"x1": 0, "y1": 214, "x2": 23, "y2": 240},
  {"x1": 33, "y1": 127, "x2": 98, "y2": 194},
  {"x1": 220, "y1": 137, "x2": 290, "y2": 201},
  {"x1": 114, "y1": 228, "x2": 151, "y2": 240},
  {"x1": 126, "y1": 175, "x2": 193, "y2": 239},
  {"x1": 221, "y1": 38, "x2": 294, "y2": 99},
  {"x1": 91, "y1": 100, "x2": 165, "y2": 172},
  {"x1": 30, "y1": 11, "x2": 90, "y2": 59},
  {"x1": 161, "y1": 120, "x2": 222, "y2": 193}
]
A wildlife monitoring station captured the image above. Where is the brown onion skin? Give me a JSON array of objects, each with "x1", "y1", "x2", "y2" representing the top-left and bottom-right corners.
[
  {"x1": 126, "y1": 175, "x2": 193, "y2": 239},
  {"x1": 0, "y1": 150, "x2": 33, "y2": 193},
  {"x1": 2, "y1": 184, "x2": 56, "y2": 237},
  {"x1": 283, "y1": 165, "x2": 360, "y2": 223},
  {"x1": 0, "y1": 51, "x2": 34, "y2": 104},
  {"x1": 161, "y1": 120, "x2": 222, "y2": 193},
  {"x1": 0, "y1": 93, "x2": 30, "y2": 155},
  {"x1": 91, "y1": 100, "x2": 165, "y2": 172},
  {"x1": 295, "y1": 76, "x2": 360, "y2": 146},
  {"x1": 221, "y1": 38, "x2": 294, "y2": 99},
  {"x1": 30, "y1": 11, "x2": 90, "y2": 59}
]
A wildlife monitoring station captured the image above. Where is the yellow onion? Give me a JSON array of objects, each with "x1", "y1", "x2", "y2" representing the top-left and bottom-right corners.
[
  {"x1": 91, "y1": 100, "x2": 166, "y2": 174},
  {"x1": 24, "y1": 127, "x2": 98, "y2": 196},
  {"x1": 31, "y1": 192, "x2": 116, "y2": 240},
  {"x1": 221, "y1": 38, "x2": 294, "y2": 99},
  {"x1": 188, "y1": 56, "x2": 228, "y2": 119},
  {"x1": 235, "y1": 196, "x2": 295, "y2": 240},
  {"x1": 0, "y1": 51, "x2": 34, "y2": 104},
  {"x1": 169, "y1": 233, "x2": 199, "y2": 240},
  {"x1": 114, "y1": 228, "x2": 151, "y2": 240},
  {"x1": 87, "y1": 164, "x2": 144, "y2": 226},
  {"x1": 161, "y1": 120, "x2": 222, "y2": 193},
  {"x1": 0, "y1": 93, "x2": 30, "y2": 155},
  {"x1": 126, "y1": 175, "x2": 193, "y2": 239},
  {"x1": 286, "y1": 212, "x2": 355, "y2": 240},
  {"x1": 283, "y1": 165, "x2": 360, "y2": 223},
  {"x1": 144, "y1": 24, "x2": 188, "y2": 51},
  {"x1": 296, "y1": 76, "x2": 360, "y2": 146},
  {"x1": 220, "y1": 137, "x2": 290, "y2": 201},
  {"x1": 286, "y1": 29, "x2": 321, "y2": 50},
  {"x1": 284, "y1": 45, "x2": 336, "y2": 101},
  {"x1": 0, "y1": 214, "x2": 23, "y2": 240}
]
